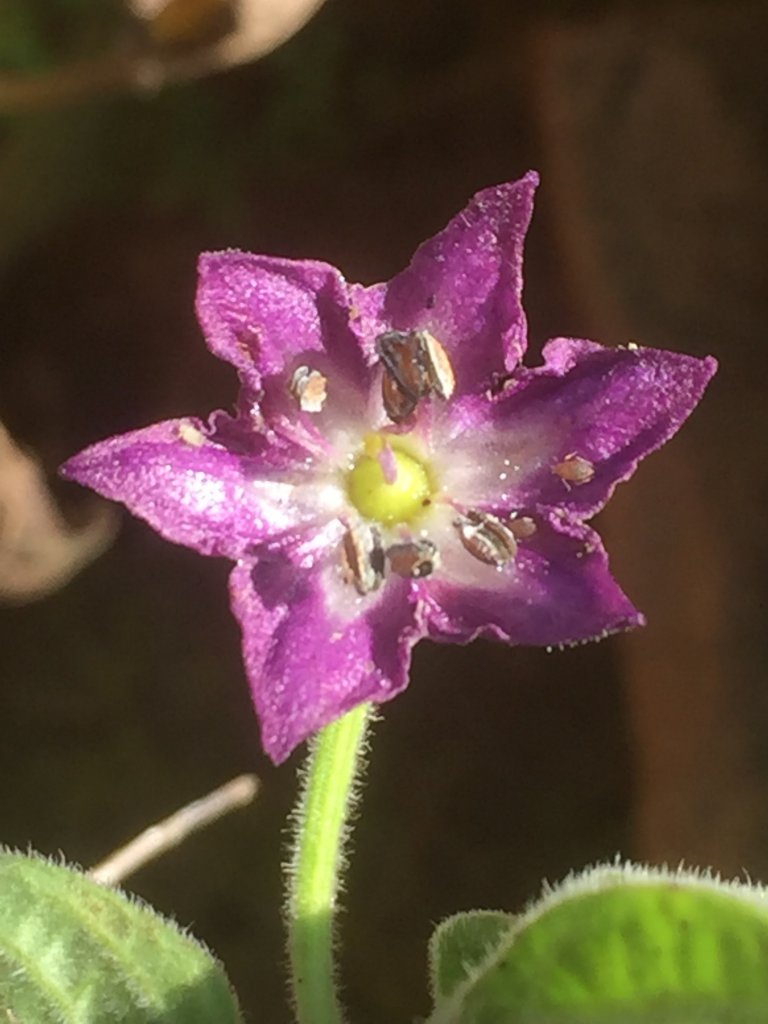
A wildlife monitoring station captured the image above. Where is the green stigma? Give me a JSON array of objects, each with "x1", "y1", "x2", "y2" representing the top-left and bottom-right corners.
[{"x1": 346, "y1": 434, "x2": 432, "y2": 524}]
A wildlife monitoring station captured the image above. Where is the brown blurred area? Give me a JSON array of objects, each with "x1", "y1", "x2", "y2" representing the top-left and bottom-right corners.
[{"x1": 1, "y1": 2, "x2": 767, "y2": 1021}]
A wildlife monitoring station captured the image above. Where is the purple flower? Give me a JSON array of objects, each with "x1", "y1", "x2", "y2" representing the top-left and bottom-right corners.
[{"x1": 62, "y1": 172, "x2": 716, "y2": 764}]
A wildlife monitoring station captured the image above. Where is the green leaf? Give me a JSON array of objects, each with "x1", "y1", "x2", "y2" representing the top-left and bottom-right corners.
[
  {"x1": 429, "y1": 911, "x2": 515, "y2": 1004},
  {"x1": 427, "y1": 862, "x2": 768, "y2": 1024},
  {"x1": 0, "y1": 848, "x2": 242, "y2": 1023}
]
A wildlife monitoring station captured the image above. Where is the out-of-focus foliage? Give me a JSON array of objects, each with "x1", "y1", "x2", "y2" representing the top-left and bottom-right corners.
[
  {"x1": 429, "y1": 865, "x2": 768, "y2": 1024},
  {"x1": 0, "y1": 0, "x2": 329, "y2": 109},
  {"x1": 0, "y1": 0, "x2": 125, "y2": 70},
  {"x1": 0, "y1": 849, "x2": 243, "y2": 1023}
]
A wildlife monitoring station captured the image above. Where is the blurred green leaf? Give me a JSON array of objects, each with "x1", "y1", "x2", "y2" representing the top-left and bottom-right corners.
[
  {"x1": 0, "y1": 848, "x2": 243, "y2": 1023},
  {"x1": 427, "y1": 863, "x2": 768, "y2": 1024}
]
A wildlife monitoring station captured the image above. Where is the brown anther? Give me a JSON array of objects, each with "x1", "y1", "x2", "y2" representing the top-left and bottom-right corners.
[
  {"x1": 508, "y1": 515, "x2": 537, "y2": 540},
  {"x1": 290, "y1": 366, "x2": 327, "y2": 413},
  {"x1": 377, "y1": 329, "x2": 455, "y2": 423},
  {"x1": 417, "y1": 329, "x2": 455, "y2": 400},
  {"x1": 381, "y1": 368, "x2": 418, "y2": 423},
  {"x1": 387, "y1": 539, "x2": 439, "y2": 580},
  {"x1": 378, "y1": 331, "x2": 427, "y2": 408},
  {"x1": 340, "y1": 523, "x2": 385, "y2": 595},
  {"x1": 454, "y1": 510, "x2": 517, "y2": 567},
  {"x1": 553, "y1": 453, "x2": 595, "y2": 486}
]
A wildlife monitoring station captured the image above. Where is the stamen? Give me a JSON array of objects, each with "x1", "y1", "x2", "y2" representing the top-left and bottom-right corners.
[
  {"x1": 509, "y1": 515, "x2": 537, "y2": 540},
  {"x1": 454, "y1": 509, "x2": 517, "y2": 567},
  {"x1": 381, "y1": 366, "x2": 418, "y2": 423},
  {"x1": 377, "y1": 329, "x2": 455, "y2": 423},
  {"x1": 289, "y1": 366, "x2": 328, "y2": 413},
  {"x1": 553, "y1": 453, "x2": 595, "y2": 485},
  {"x1": 378, "y1": 331, "x2": 427, "y2": 401},
  {"x1": 340, "y1": 522, "x2": 384, "y2": 595},
  {"x1": 418, "y1": 329, "x2": 455, "y2": 400},
  {"x1": 387, "y1": 539, "x2": 439, "y2": 579}
]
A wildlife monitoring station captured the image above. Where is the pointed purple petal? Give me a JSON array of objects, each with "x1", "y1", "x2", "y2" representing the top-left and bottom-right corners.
[
  {"x1": 229, "y1": 557, "x2": 423, "y2": 763},
  {"x1": 61, "y1": 419, "x2": 334, "y2": 559},
  {"x1": 425, "y1": 511, "x2": 643, "y2": 646},
  {"x1": 377, "y1": 172, "x2": 539, "y2": 395},
  {"x1": 442, "y1": 340, "x2": 717, "y2": 519},
  {"x1": 196, "y1": 252, "x2": 373, "y2": 392}
]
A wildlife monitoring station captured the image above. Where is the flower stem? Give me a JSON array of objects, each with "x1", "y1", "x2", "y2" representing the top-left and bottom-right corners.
[{"x1": 287, "y1": 703, "x2": 372, "y2": 1024}]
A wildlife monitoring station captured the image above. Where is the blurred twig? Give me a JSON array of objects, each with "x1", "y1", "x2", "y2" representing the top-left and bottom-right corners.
[{"x1": 90, "y1": 774, "x2": 259, "y2": 885}]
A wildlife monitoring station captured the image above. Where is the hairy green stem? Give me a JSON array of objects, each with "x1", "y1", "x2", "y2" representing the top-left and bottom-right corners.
[{"x1": 287, "y1": 703, "x2": 372, "y2": 1024}]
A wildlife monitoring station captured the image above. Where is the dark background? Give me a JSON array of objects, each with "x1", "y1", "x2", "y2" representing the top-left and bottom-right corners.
[{"x1": 1, "y1": 2, "x2": 767, "y2": 1021}]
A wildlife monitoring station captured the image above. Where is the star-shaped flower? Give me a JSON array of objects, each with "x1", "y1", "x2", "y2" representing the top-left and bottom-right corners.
[{"x1": 62, "y1": 172, "x2": 716, "y2": 763}]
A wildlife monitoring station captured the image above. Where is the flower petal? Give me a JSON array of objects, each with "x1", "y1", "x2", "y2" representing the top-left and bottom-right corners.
[
  {"x1": 60, "y1": 418, "x2": 343, "y2": 559},
  {"x1": 374, "y1": 171, "x2": 539, "y2": 395},
  {"x1": 229, "y1": 555, "x2": 423, "y2": 763},
  {"x1": 424, "y1": 510, "x2": 643, "y2": 646},
  {"x1": 441, "y1": 339, "x2": 717, "y2": 519},
  {"x1": 196, "y1": 252, "x2": 373, "y2": 392}
]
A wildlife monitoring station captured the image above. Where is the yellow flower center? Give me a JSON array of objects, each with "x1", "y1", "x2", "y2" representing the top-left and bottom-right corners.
[{"x1": 345, "y1": 434, "x2": 433, "y2": 524}]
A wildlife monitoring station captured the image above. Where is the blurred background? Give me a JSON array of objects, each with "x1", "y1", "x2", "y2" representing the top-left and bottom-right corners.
[{"x1": 1, "y1": 1, "x2": 767, "y2": 1020}]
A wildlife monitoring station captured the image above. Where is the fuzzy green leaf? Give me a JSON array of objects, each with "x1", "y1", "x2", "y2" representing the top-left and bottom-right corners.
[
  {"x1": 427, "y1": 863, "x2": 768, "y2": 1024},
  {"x1": 0, "y1": 849, "x2": 242, "y2": 1023}
]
